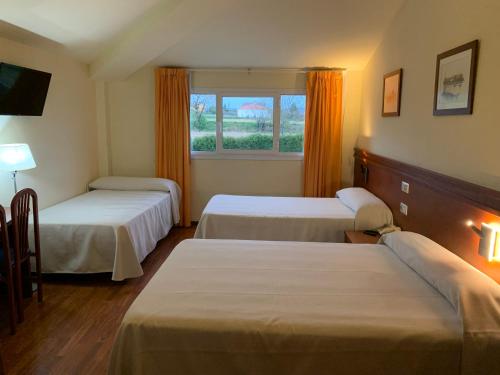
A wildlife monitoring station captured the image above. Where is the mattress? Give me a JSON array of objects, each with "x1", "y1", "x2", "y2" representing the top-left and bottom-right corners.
[
  {"x1": 109, "y1": 239, "x2": 465, "y2": 375},
  {"x1": 37, "y1": 190, "x2": 174, "y2": 281},
  {"x1": 194, "y1": 195, "x2": 356, "y2": 242}
]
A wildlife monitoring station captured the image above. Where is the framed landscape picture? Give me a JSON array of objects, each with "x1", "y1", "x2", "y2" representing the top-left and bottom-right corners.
[
  {"x1": 382, "y1": 69, "x2": 403, "y2": 117},
  {"x1": 433, "y1": 40, "x2": 479, "y2": 116}
]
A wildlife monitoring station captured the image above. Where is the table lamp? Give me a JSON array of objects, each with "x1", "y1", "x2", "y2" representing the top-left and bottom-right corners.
[{"x1": 0, "y1": 143, "x2": 37, "y2": 193}]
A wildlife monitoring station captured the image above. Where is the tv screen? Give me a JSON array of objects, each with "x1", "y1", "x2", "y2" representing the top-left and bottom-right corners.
[{"x1": 0, "y1": 62, "x2": 52, "y2": 116}]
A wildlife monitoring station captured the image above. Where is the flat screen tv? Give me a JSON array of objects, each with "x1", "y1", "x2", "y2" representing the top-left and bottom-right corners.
[{"x1": 0, "y1": 62, "x2": 52, "y2": 116}]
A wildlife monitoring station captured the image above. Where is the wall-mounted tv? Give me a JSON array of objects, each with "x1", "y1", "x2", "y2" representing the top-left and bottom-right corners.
[{"x1": 0, "y1": 62, "x2": 52, "y2": 116}]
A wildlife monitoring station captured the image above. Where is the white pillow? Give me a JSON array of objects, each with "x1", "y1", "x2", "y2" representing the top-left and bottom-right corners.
[
  {"x1": 381, "y1": 231, "x2": 467, "y2": 307},
  {"x1": 89, "y1": 176, "x2": 176, "y2": 193},
  {"x1": 380, "y1": 231, "x2": 500, "y2": 375},
  {"x1": 336, "y1": 187, "x2": 393, "y2": 230}
]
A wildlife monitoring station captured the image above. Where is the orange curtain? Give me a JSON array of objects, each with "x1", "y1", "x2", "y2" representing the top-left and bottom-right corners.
[
  {"x1": 155, "y1": 67, "x2": 191, "y2": 227},
  {"x1": 303, "y1": 71, "x2": 343, "y2": 197}
]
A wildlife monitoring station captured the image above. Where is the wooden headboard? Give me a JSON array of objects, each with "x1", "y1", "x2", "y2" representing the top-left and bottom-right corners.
[{"x1": 353, "y1": 148, "x2": 500, "y2": 283}]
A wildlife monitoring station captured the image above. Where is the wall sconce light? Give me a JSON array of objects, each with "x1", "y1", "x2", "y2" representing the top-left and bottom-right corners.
[{"x1": 467, "y1": 220, "x2": 500, "y2": 262}]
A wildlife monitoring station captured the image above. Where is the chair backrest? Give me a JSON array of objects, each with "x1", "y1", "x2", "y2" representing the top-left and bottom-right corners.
[
  {"x1": 0, "y1": 205, "x2": 10, "y2": 257},
  {"x1": 10, "y1": 189, "x2": 39, "y2": 260}
]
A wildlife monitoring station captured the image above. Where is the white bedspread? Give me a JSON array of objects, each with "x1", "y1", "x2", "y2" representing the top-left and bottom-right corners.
[
  {"x1": 194, "y1": 195, "x2": 356, "y2": 242},
  {"x1": 38, "y1": 190, "x2": 174, "y2": 281},
  {"x1": 109, "y1": 239, "x2": 464, "y2": 375}
]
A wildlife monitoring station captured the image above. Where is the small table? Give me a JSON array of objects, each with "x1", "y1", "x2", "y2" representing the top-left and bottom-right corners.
[{"x1": 344, "y1": 230, "x2": 380, "y2": 244}]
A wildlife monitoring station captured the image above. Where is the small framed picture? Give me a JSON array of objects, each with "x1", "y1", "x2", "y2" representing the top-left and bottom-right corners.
[
  {"x1": 433, "y1": 40, "x2": 479, "y2": 116},
  {"x1": 382, "y1": 69, "x2": 403, "y2": 117}
]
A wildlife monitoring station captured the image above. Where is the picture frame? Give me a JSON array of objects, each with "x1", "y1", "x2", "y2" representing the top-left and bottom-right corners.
[
  {"x1": 433, "y1": 40, "x2": 479, "y2": 116},
  {"x1": 382, "y1": 69, "x2": 403, "y2": 117}
]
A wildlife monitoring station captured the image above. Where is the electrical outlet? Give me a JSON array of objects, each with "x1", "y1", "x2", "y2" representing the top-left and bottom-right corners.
[
  {"x1": 400, "y1": 202, "x2": 408, "y2": 216},
  {"x1": 401, "y1": 181, "x2": 410, "y2": 194}
]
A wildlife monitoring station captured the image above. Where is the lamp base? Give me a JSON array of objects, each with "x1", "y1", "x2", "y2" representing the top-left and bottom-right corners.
[{"x1": 10, "y1": 171, "x2": 18, "y2": 194}]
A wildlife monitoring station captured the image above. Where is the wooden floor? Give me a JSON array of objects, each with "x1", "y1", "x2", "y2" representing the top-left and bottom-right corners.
[{"x1": 0, "y1": 226, "x2": 196, "y2": 374}]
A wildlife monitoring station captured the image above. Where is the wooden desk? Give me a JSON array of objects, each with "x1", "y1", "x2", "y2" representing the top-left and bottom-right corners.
[{"x1": 344, "y1": 230, "x2": 381, "y2": 244}]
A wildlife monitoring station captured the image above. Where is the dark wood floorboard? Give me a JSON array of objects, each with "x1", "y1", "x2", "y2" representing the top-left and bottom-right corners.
[{"x1": 0, "y1": 226, "x2": 196, "y2": 374}]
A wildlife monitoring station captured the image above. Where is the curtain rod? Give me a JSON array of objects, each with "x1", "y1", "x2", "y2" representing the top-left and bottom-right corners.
[{"x1": 186, "y1": 67, "x2": 346, "y2": 73}]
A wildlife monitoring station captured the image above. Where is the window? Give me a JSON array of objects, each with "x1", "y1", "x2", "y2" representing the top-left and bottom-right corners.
[
  {"x1": 190, "y1": 91, "x2": 306, "y2": 159},
  {"x1": 190, "y1": 94, "x2": 216, "y2": 152},
  {"x1": 223, "y1": 96, "x2": 274, "y2": 151},
  {"x1": 280, "y1": 95, "x2": 305, "y2": 152}
]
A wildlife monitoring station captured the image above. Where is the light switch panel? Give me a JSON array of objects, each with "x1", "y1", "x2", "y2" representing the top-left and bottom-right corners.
[
  {"x1": 401, "y1": 181, "x2": 410, "y2": 194},
  {"x1": 400, "y1": 202, "x2": 408, "y2": 216}
]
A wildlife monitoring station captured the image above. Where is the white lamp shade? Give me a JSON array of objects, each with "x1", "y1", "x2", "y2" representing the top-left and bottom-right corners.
[{"x1": 0, "y1": 143, "x2": 37, "y2": 172}]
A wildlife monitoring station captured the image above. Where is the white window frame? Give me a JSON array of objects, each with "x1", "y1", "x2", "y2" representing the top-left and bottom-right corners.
[{"x1": 190, "y1": 88, "x2": 305, "y2": 160}]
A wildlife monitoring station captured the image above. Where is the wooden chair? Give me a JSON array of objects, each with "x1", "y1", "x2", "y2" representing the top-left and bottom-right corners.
[
  {"x1": 0, "y1": 205, "x2": 17, "y2": 334},
  {"x1": 11, "y1": 189, "x2": 43, "y2": 323}
]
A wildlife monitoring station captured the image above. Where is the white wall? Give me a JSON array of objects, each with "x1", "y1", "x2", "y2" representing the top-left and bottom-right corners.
[
  {"x1": 342, "y1": 70, "x2": 363, "y2": 187},
  {"x1": 103, "y1": 68, "x2": 362, "y2": 219},
  {"x1": 0, "y1": 36, "x2": 98, "y2": 208},
  {"x1": 106, "y1": 67, "x2": 156, "y2": 177},
  {"x1": 359, "y1": 0, "x2": 500, "y2": 190},
  {"x1": 191, "y1": 159, "x2": 303, "y2": 219}
]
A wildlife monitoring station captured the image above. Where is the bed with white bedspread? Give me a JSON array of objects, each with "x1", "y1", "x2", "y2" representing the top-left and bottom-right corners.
[
  {"x1": 37, "y1": 177, "x2": 180, "y2": 281},
  {"x1": 194, "y1": 187, "x2": 393, "y2": 242},
  {"x1": 109, "y1": 231, "x2": 500, "y2": 375}
]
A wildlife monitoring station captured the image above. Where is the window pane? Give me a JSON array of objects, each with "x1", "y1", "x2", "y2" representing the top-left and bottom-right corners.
[
  {"x1": 280, "y1": 95, "x2": 305, "y2": 152},
  {"x1": 190, "y1": 94, "x2": 216, "y2": 152},
  {"x1": 222, "y1": 97, "x2": 273, "y2": 151}
]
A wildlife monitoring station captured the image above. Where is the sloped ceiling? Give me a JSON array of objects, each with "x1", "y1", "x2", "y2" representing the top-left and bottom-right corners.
[{"x1": 0, "y1": 0, "x2": 406, "y2": 80}]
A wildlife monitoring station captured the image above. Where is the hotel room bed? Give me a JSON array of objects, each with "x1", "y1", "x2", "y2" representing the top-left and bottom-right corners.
[
  {"x1": 37, "y1": 177, "x2": 181, "y2": 281},
  {"x1": 194, "y1": 187, "x2": 393, "y2": 241},
  {"x1": 109, "y1": 232, "x2": 500, "y2": 375}
]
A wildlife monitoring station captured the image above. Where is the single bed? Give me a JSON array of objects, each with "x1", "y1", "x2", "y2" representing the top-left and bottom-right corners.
[
  {"x1": 109, "y1": 232, "x2": 500, "y2": 375},
  {"x1": 194, "y1": 187, "x2": 393, "y2": 241},
  {"x1": 37, "y1": 177, "x2": 181, "y2": 281}
]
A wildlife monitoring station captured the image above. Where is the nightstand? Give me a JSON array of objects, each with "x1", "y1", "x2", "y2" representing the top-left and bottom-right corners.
[{"x1": 344, "y1": 231, "x2": 380, "y2": 244}]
